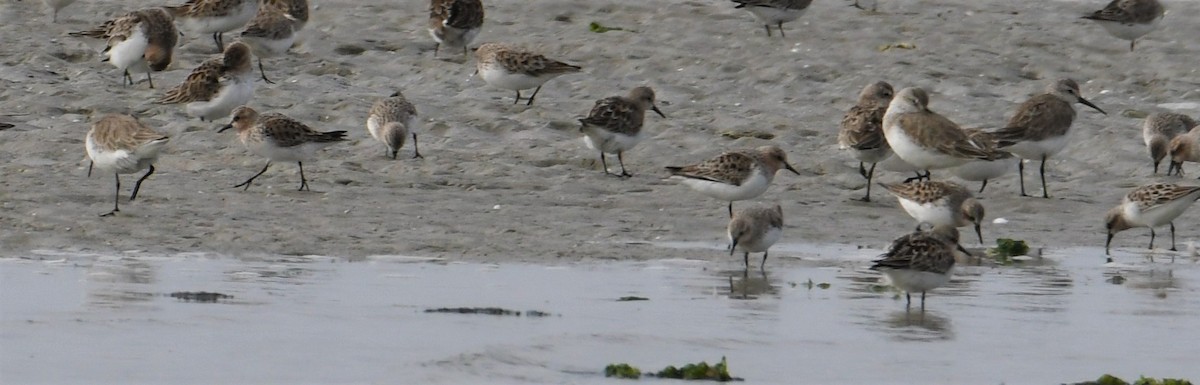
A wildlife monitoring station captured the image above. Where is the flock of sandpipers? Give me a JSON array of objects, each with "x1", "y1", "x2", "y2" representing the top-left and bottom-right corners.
[{"x1": 13, "y1": 0, "x2": 1194, "y2": 310}]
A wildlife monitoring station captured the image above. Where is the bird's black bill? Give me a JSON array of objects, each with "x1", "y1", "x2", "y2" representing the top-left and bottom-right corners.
[
  {"x1": 784, "y1": 163, "x2": 800, "y2": 175},
  {"x1": 651, "y1": 105, "x2": 666, "y2": 119},
  {"x1": 218, "y1": 124, "x2": 233, "y2": 133},
  {"x1": 974, "y1": 223, "x2": 983, "y2": 244},
  {"x1": 1078, "y1": 97, "x2": 1107, "y2": 115}
]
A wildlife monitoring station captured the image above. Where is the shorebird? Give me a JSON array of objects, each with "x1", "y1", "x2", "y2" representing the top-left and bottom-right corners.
[
  {"x1": 870, "y1": 225, "x2": 965, "y2": 310},
  {"x1": 728, "y1": 204, "x2": 784, "y2": 270},
  {"x1": 166, "y1": 0, "x2": 259, "y2": 52},
  {"x1": 1168, "y1": 126, "x2": 1200, "y2": 176},
  {"x1": 366, "y1": 91, "x2": 423, "y2": 159},
  {"x1": 993, "y1": 79, "x2": 1107, "y2": 198},
  {"x1": 1104, "y1": 183, "x2": 1200, "y2": 260},
  {"x1": 85, "y1": 114, "x2": 170, "y2": 217},
  {"x1": 1142, "y1": 112, "x2": 1196, "y2": 174},
  {"x1": 838, "y1": 81, "x2": 894, "y2": 201},
  {"x1": 882, "y1": 87, "x2": 1003, "y2": 180},
  {"x1": 730, "y1": 0, "x2": 813, "y2": 37},
  {"x1": 429, "y1": 0, "x2": 484, "y2": 57},
  {"x1": 157, "y1": 42, "x2": 256, "y2": 122},
  {"x1": 881, "y1": 180, "x2": 986, "y2": 244},
  {"x1": 68, "y1": 7, "x2": 179, "y2": 88},
  {"x1": 947, "y1": 128, "x2": 1018, "y2": 193},
  {"x1": 219, "y1": 106, "x2": 347, "y2": 191},
  {"x1": 237, "y1": 2, "x2": 299, "y2": 84},
  {"x1": 262, "y1": 0, "x2": 308, "y2": 31},
  {"x1": 666, "y1": 145, "x2": 800, "y2": 217},
  {"x1": 473, "y1": 42, "x2": 581, "y2": 106},
  {"x1": 1082, "y1": 0, "x2": 1165, "y2": 51},
  {"x1": 579, "y1": 86, "x2": 666, "y2": 177}
]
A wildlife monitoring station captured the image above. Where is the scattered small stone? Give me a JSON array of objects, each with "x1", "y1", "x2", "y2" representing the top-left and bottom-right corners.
[
  {"x1": 617, "y1": 296, "x2": 649, "y2": 301},
  {"x1": 720, "y1": 130, "x2": 775, "y2": 140},
  {"x1": 169, "y1": 291, "x2": 232, "y2": 302},
  {"x1": 334, "y1": 45, "x2": 366, "y2": 56}
]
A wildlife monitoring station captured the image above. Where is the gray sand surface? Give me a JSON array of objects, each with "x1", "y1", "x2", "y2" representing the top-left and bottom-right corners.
[{"x1": 2, "y1": 0, "x2": 1199, "y2": 262}]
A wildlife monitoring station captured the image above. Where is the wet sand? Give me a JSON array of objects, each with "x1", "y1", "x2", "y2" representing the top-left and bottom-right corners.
[{"x1": 2, "y1": 0, "x2": 1200, "y2": 262}]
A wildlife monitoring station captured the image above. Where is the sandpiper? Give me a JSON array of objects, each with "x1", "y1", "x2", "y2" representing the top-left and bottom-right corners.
[
  {"x1": 1104, "y1": 183, "x2": 1200, "y2": 260},
  {"x1": 85, "y1": 114, "x2": 170, "y2": 217},
  {"x1": 870, "y1": 225, "x2": 964, "y2": 310},
  {"x1": 579, "y1": 86, "x2": 666, "y2": 177},
  {"x1": 69, "y1": 7, "x2": 179, "y2": 88},
  {"x1": 237, "y1": 2, "x2": 298, "y2": 84},
  {"x1": 730, "y1": 0, "x2": 813, "y2": 37},
  {"x1": 1169, "y1": 126, "x2": 1200, "y2": 176},
  {"x1": 880, "y1": 180, "x2": 985, "y2": 244},
  {"x1": 1143, "y1": 112, "x2": 1196, "y2": 175},
  {"x1": 1082, "y1": 0, "x2": 1165, "y2": 51},
  {"x1": 157, "y1": 42, "x2": 256, "y2": 122},
  {"x1": 429, "y1": 0, "x2": 484, "y2": 57},
  {"x1": 666, "y1": 145, "x2": 800, "y2": 217},
  {"x1": 166, "y1": 0, "x2": 259, "y2": 52},
  {"x1": 993, "y1": 79, "x2": 1107, "y2": 198},
  {"x1": 882, "y1": 87, "x2": 1003, "y2": 179},
  {"x1": 473, "y1": 42, "x2": 582, "y2": 106},
  {"x1": 728, "y1": 204, "x2": 784, "y2": 270},
  {"x1": 219, "y1": 106, "x2": 347, "y2": 191},
  {"x1": 366, "y1": 91, "x2": 423, "y2": 159},
  {"x1": 838, "y1": 81, "x2": 894, "y2": 201}
]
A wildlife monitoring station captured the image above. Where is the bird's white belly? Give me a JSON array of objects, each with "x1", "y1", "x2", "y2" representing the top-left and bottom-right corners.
[
  {"x1": 747, "y1": 7, "x2": 805, "y2": 24},
  {"x1": 847, "y1": 146, "x2": 892, "y2": 164},
  {"x1": 679, "y1": 172, "x2": 770, "y2": 202},
  {"x1": 479, "y1": 65, "x2": 549, "y2": 91},
  {"x1": 898, "y1": 198, "x2": 959, "y2": 227},
  {"x1": 582, "y1": 126, "x2": 644, "y2": 154},
  {"x1": 1095, "y1": 18, "x2": 1160, "y2": 41},
  {"x1": 188, "y1": 78, "x2": 255, "y2": 121},
  {"x1": 885, "y1": 127, "x2": 966, "y2": 170},
  {"x1": 950, "y1": 157, "x2": 1018, "y2": 182},
  {"x1": 241, "y1": 33, "x2": 295, "y2": 58},
  {"x1": 107, "y1": 29, "x2": 148, "y2": 72},
  {"x1": 1004, "y1": 134, "x2": 1070, "y2": 161},
  {"x1": 733, "y1": 227, "x2": 782, "y2": 253},
  {"x1": 882, "y1": 268, "x2": 952, "y2": 293}
]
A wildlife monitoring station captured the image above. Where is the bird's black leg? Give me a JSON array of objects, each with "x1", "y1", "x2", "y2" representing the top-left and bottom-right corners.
[
  {"x1": 513, "y1": 90, "x2": 521, "y2": 104},
  {"x1": 258, "y1": 58, "x2": 276, "y2": 84},
  {"x1": 760, "y1": 251, "x2": 768, "y2": 270},
  {"x1": 213, "y1": 32, "x2": 224, "y2": 53},
  {"x1": 1040, "y1": 156, "x2": 1049, "y2": 198},
  {"x1": 525, "y1": 86, "x2": 543, "y2": 106},
  {"x1": 1170, "y1": 222, "x2": 1177, "y2": 251},
  {"x1": 412, "y1": 133, "x2": 423, "y2": 159},
  {"x1": 763, "y1": 24, "x2": 771, "y2": 37},
  {"x1": 130, "y1": 165, "x2": 155, "y2": 201},
  {"x1": 743, "y1": 252, "x2": 750, "y2": 271},
  {"x1": 777, "y1": 22, "x2": 785, "y2": 37},
  {"x1": 1149, "y1": 228, "x2": 1156, "y2": 250},
  {"x1": 859, "y1": 162, "x2": 876, "y2": 202},
  {"x1": 979, "y1": 179, "x2": 988, "y2": 193},
  {"x1": 101, "y1": 173, "x2": 121, "y2": 217},
  {"x1": 617, "y1": 152, "x2": 632, "y2": 177},
  {"x1": 1018, "y1": 160, "x2": 1027, "y2": 196},
  {"x1": 235, "y1": 162, "x2": 272, "y2": 191},
  {"x1": 297, "y1": 161, "x2": 309, "y2": 191},
  {"x1": 728, "y1": 202, "x2": 734, "y2": 218}
]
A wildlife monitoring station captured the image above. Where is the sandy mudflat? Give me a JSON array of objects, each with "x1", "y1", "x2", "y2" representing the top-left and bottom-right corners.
[{"x1": 1, "y1": 0, "x2": 1199, "y2": 262}]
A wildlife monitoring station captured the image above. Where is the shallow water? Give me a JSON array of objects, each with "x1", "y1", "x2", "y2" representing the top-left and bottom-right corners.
[{"x1": 2, "y1": 246, "x2": 1198, "y2": 384}]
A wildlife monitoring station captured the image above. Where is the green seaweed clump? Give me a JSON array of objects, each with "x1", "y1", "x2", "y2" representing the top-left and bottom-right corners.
[
  {"x1": 589, "y1": 22, "x2": 631, "y2": 33},
  {"x1": 986, "y1": 238, "x2": 1030, "y2": 262},
  {"x1": 605, "y1": 363, "x2": 641, "y2": 379},
  {"x1": 655, "y1": 356, "x2": 732, "y2": 381},
  {"x1": 1068, "y1": 374, "x2": 1192, "y2": 385}
]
